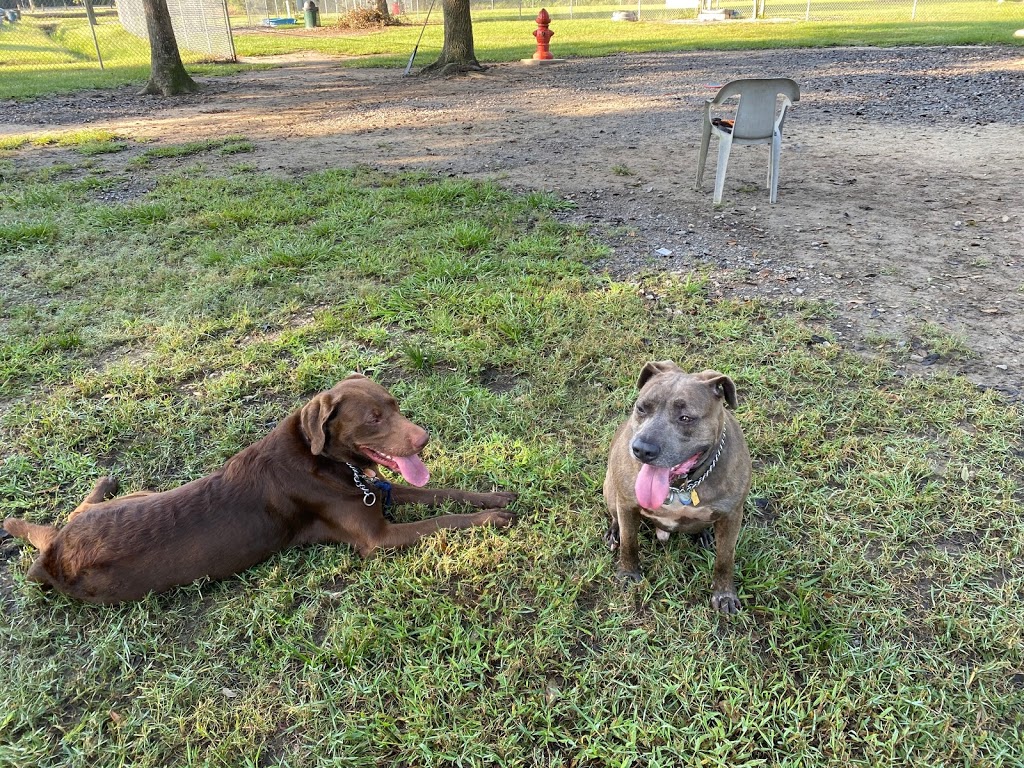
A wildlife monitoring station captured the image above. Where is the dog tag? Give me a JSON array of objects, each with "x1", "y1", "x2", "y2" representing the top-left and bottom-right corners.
[
  {"x1": 667, "y1": 488, "x2": 690, "y2": 507},
  {"x1": 690, "y1": 489, "x2": 700, "y2": 506}
]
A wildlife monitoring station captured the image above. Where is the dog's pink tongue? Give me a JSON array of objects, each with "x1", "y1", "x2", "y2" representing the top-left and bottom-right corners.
[
  {"x1": 395, "y1": 454, "x2": 430, "y2": 487},
  {"x1": 635, "y1": 464, "x2": 672, "y2": 510}
]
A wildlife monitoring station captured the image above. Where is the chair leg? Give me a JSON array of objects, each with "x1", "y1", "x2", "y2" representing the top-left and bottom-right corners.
[
  {"x1": 713, "y1": 135, "x2": 732, "y2": 205},
  {"x1": 696, "y1": 121, "x2": 712, "y2": 190},
  {"x1": 769, "y1": 132, "x2": 782, "y2": 204}
]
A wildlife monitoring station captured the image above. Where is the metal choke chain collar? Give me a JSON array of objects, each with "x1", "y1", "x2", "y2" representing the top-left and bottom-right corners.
[{"x1": 671, "y1": 427, "x2": 727, "y2": 495}]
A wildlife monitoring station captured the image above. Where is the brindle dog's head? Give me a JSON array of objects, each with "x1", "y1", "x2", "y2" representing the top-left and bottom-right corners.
[
  {"x1": 629, "y1": 360, "x2": 738, "y2": 474},
  {"x1": 300, "y1": 374, "x2": 431, "y2": 485}
]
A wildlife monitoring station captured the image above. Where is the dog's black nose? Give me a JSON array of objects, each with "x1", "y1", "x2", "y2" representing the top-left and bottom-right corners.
[{"x1": 630, "y1": 437, "x2": 660, "y2": 464}]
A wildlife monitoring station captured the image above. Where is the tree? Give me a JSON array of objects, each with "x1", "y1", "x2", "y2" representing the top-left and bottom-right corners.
[
  {"x1": 374, "y1": 0, "x2": 393, "y2": 20},
  {"x1": 140, "y1": 0, "x2": 199, "y2": 96},
  {"x1": 421, "y1": 0, "x2": 483, "y2": 75}
]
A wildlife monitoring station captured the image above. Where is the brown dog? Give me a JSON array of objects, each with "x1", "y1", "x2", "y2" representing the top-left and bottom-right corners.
[
  {"x1": 603, "y1": 360, "x2": 751, "y2": 613},
  {"x1": 3, "y1": 374, "x2": 515, "y2": 604}
]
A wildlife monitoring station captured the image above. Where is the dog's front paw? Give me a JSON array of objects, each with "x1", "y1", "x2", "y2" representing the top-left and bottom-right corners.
[
  {"x1": 471, "y1": 491, "x2": 517, "y2": 509},
  {"x1": 603, "y1": 522, "x2": 620, "y2": 550},
  {"x1": 711, "y1": 590, "x2": 741, "y2": 614},
  {"x1": 476, "y1": 509, "x2": 515, "y2": 528},
  {"x1": 95, "y1": 475, "x2": 120, "y2": 498},
  {"x1": 691, "y1": 528, "x2": 715, "y2": 550},
  {"x1": 489, "y1": 491, "x2": 518, "y2": 509}
]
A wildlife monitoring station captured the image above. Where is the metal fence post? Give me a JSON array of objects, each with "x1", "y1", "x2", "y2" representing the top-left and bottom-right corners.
[{"x1": 83, "y1": 0, "x2": 105, "y2": 69}]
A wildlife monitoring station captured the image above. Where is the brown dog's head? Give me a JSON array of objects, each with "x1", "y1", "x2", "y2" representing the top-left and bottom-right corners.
[
  {"x1": 299, "y1": 374, "x2": 430, "y2": 486},
  {"x1": 630, "y1": 360, "x2": 738, "y2": 510}
]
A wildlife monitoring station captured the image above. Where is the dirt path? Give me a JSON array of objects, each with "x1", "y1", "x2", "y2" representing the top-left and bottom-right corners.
[{"x1": 3, "y1": 46, "x2": 1023, "y2": 397}]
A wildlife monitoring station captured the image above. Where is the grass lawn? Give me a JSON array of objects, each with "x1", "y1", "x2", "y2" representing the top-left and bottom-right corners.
[
  {"x1": 230, "y1": 11, "x2": 1024, "y2": 64},
  {"x1": 0, "y1": 137, "x2": 1022, "y2": 766}
]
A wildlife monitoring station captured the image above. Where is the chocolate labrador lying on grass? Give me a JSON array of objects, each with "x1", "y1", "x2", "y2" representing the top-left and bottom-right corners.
[
  {"x1": 604, "y1": 360, "x2": 751, "y2": 614},
  {"x1": 3, "y1": 374, "x2": 516, "y2": 604}
]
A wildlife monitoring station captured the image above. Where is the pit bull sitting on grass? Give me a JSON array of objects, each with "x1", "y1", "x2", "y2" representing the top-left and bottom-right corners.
[{"x1": 603, "y1": 360, "x2": 752, "y2": 613}]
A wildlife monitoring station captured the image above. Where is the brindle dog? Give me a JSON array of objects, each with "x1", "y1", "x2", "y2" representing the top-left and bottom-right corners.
[{"x1": 603, "y1": 360, "x2": 751, "y2": 613}]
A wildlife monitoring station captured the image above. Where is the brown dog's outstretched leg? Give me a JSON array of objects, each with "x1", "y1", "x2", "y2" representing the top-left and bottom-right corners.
[
  {"x1": 390, "y1": 486, "x2": 516, "y2": 510},
  {"x1": 357, "y1": 510, "x2": 514, "y2": 558}
]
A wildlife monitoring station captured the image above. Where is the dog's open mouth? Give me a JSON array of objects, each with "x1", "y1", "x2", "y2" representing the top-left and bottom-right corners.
[
  {"x1": 635, "y1": 450, "x2": 704, "y2": 510},
  {"x1": 360, "y1": 446, "x2": 430, "y2": 487}
]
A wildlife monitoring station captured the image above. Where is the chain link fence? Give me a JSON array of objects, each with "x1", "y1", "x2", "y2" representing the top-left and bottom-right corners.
[
  {"x1": 434, "y1": 0, "x2": 1016, "y2": 22},
  {"x1": 230, "y1": 0, "x2": 1017, "y2": 24},
  {"x1": 0, "y1": 0, "x2": 235, "y2": 75},
  {"x1": 233, "y1": 0, "x2": 368, "y2": 27}
]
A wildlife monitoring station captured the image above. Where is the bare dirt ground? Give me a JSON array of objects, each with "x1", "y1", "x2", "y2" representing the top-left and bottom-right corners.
[{"x1": 3, "y1": 46, "x2": 1023, "y2": 397}]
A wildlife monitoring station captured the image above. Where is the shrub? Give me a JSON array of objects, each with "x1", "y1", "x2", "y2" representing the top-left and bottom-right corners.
[{"x1": 336, "y1": 7, "x2": 401, "y2": 29}]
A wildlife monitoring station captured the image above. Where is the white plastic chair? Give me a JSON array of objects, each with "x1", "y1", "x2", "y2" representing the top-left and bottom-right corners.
[{"x1": 695, "y1": 78, "x2": 800, "y2": 205}]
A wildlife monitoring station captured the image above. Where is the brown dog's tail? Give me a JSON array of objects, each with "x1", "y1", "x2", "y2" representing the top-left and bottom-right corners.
[{"x1": 3, "y1": 518, "x2": 59, "y2": 551}]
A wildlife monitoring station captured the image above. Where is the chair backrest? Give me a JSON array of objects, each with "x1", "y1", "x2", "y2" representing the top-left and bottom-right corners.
[{"x1": 712, "y1": 78, "x2": 800, "y2": 141}]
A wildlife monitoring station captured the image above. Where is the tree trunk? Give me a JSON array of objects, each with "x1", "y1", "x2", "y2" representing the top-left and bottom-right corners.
[
  {"x1": 375, "y1": 0, "x2": 393, "y2": 19},
  {"x1": 140, "y1": 0, "x2": 199, "y2": 96},
  {"x1": 421, "y1": 0, "x2": 483, "y2": 75}
]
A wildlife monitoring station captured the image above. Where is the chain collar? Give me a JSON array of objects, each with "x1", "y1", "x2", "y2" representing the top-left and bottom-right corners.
[
  {"x1": 346, "y1": 462, "x2": 395, "y2": 520},
  {"x1": 670, "y1": 426, "x2": 727, "y2": 496},
  {"x1": 346, "y1": 462, "x2": 377, "y2": 507}
]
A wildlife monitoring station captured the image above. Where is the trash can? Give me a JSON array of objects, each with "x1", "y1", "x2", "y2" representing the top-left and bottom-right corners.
[{"x1": 303, "y1": 0, "x2": 319, "y2": 28}]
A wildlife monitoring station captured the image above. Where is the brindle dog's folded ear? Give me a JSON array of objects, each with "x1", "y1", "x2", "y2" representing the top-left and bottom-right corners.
[
  {"x1": 300, "y1": 391, "x2": 341, "y2": 456},
  {"x1": 637, "y1": 359, "x2": 683, "y2": 391},
  {"x1": 694, "y1": 369, "x2": 739, "y2": 409}
]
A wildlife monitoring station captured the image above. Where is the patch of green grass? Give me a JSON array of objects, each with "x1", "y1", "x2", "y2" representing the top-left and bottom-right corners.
[
  {"x1": 0, "y1": 135, "x2": 29, "y2": 151},
  {"x1": 913, "y1": 320, "x2": 975, "y2": 361},
  {"x1": 0, "y1": 218, "x2": 59, "y2": 248},
  {"x1": 0, "y1": 165, "x2": 1021, "y2": 767},
  {"x1": 129, "y1": 135, "x2": 255, "y2": 168},
  {"x1": 1, "y1": 130, "x2": 130, "y2": 156},
  {"x1": 2, "y1": 129, "x2": 124, "y2": 148}
]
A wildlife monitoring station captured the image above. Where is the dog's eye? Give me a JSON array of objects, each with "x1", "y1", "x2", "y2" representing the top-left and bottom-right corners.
[
  {"x1": 678, "y1": 414, "x2": 691, "y2": 423},
  {"x1": 635, "y1": 404, "x2": 647, "y2": 417}
]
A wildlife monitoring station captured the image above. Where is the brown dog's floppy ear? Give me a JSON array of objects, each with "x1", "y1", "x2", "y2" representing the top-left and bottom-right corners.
[
  {"x1": 637, "y1": 360, "x2": 681, "y2": 391},
  {"x1": 695, "y1": 370, "x2": 739, "y2": 409},
  {"x1": 300, "y1": 391, "x2": 339, "y2": 456}
]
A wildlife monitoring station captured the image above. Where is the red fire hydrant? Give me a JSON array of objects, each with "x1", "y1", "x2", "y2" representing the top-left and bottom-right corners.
[{"x1": 532, "y1": 9, "x2": 554, "y2": 61}]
